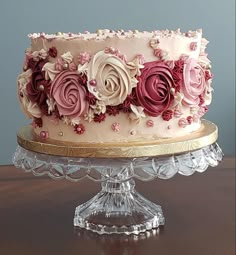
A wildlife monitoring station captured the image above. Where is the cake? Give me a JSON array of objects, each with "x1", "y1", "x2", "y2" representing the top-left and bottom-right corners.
[{"x1": 17, "y1": 29, "x2": 213, "y2": 144}]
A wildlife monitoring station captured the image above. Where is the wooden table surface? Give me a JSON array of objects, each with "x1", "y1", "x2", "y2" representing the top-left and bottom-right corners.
[{"x1": 0, "y1": 159, "x2": 235, "y2": 255}]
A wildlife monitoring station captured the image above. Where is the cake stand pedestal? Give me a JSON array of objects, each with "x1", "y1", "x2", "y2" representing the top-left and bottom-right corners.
[{"x1": 13, "y1": 120, "x2": 223, "y2": 235}]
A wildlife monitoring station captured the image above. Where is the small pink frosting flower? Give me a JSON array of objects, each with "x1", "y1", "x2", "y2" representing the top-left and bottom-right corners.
[
  {"x1": 197, "y1": 106, "x2": 208, "y2": 117},
  {"x1": 154, "y1": 48, "x2": 169, "y2": 61},
  {"x1": 69, "y1": 62, "x2": 77, "y2": 71},
  {"x1": 78, "y1": 52, "x2": 91, "y2": 65},
  {"x1": 55, "y1": 58, "x2": 64, "y2": 71},
  {"x1": 173, "y1": 108, "x2": 183, "y2": 118},
  {"x1": 111, "y1": 122, "x2": 120, "y2": 132},
  {"x1": 178, "y1": 118, "x2": 188, "y2": 128},
  {"x1": 146, "y1": 120, "x2": 154, "y2": 127},
  {"x1": 50, "y1": 71, "x2": 88, "y2": 119}
]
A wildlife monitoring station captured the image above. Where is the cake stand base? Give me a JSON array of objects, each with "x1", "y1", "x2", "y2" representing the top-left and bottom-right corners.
[
  {"x1": 13, "y1": 120, "x2": 223, "y2": 235},
  {"x1": 74, "y1": 179, "x2": 164, "y2": 235}
]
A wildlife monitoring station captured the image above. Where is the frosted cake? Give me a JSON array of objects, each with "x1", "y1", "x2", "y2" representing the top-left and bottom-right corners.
[{"x1": 17, "y1": 29, "x2": 213, "y2": 143}]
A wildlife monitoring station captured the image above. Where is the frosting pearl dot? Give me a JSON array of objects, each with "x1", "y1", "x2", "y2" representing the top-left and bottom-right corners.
[
  {"x1": 170, "y1": 88, "x2": 175, "y2": 95},
  {"x1": 58, "y1": 131, "x2": 64, "y2": 136},
  {"x1": 89, "y1": 79, "x2": 97, "y2": 86},
  {"x1": 109, "y1": 47, "x2": 116, "y2": 54},
  {"x1": 40, "y1": 131, "x2": 49, "y2": 139},
  {"x1": 130, "y1": 130, "x2": 136, "y2": 135},
  {"x1": 39, "y1": 85, "x2": 44, "y2": 91},
  {"x1": 63, "y1": 63, "x2": 68, "y2": 69}
]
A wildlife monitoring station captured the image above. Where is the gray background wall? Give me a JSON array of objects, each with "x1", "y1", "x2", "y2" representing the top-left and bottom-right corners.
[{"x1": 0, "y1": 0, "x2": 235, "y2": 165}]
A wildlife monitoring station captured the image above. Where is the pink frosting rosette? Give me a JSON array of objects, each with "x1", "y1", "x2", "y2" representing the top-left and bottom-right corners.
[
  {"x1": 50, "y1": 71, "x2": 88, "y2": 119},
  {"x1": 135, "y1": 61, "x2": 175, "y2": 117},
  {"x1": 87, "y1": 51, "x2": 138, "y2": 106},
  {"x1": 182, "y1": 58, "x2": 207, "y2": 106}
]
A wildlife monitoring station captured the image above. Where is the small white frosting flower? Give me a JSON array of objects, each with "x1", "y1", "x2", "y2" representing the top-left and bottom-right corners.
[
  {"x1": 46, "y1": 97, "x2": 56, "y2": 114},
  {"x1": 84, "y1": 109, "x2": 94, "y2": 122},
  {"x1": 129, "y1": 104, "x2": 146, "y2": 123},
  {"x1": 91, "y1": 100, "x2": 106, "y2": 115},
  {"x1": 61, "y1": 52, "x2": 73, "y2": 63},
  {"x1": 70, "y1": 117, "x2": 81, "y2": 126},
  {"x1": 32, "y1": 49, "x2": 48, "y2": 61}
]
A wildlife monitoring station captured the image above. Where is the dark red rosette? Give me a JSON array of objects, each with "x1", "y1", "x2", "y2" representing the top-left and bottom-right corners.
[
  {"x1": 106, "y1": 106, "x2": 120, "y2": 116},
  {"x1": 136, "y1": 61, "x2": 175, "y2": 117},
  {"x1": 26, "y1": 71, "x2": 51, "y2": 109},
  {"x1": 162, "y1": 110, "x2": 173, "y2": 121},
  {"x1": 94, "y1": 113, "x2": 106, "y2": 123},
  {"x1": 48, "y1": 47, "x2": 58, "y2": 58}
]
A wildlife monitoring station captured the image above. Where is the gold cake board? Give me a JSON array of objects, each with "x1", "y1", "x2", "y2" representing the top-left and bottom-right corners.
[{"x1": 16, "y1": 119, "x2": 218, "y2": 158}]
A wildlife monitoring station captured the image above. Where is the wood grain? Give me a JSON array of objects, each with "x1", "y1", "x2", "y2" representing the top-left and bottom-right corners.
[{"x1": 0, "y1": 158, "x2": 235, "y2": 255}]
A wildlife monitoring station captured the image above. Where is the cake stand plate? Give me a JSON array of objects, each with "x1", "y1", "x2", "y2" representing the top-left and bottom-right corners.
[{"x1": 13, "y1": 120, "x2": 223, "y2": 235}]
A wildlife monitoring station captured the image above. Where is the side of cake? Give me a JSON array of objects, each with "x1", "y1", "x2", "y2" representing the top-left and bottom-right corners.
[{"x1": 17, "y1": 29, "x2": 213, "y2": 143}]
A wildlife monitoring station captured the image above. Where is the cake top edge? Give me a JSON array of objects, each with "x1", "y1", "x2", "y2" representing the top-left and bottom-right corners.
[{"x1": 28, "y1": 28, "x2": 203, "y2": 40}]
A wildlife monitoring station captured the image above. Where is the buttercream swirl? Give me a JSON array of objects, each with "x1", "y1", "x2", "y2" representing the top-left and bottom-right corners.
[
  {"x1": 182, "y1": 58, "x2": 207, "y2": 106},
  {"x1": 136, "y1": 61, "x2": 175, "y2": 117},
  {"x1": 87, "y1": 51, "x2": 139, "y2": 106},
  {"x1": 50, "y1": 71, "x2": 88, "y2": 119}
]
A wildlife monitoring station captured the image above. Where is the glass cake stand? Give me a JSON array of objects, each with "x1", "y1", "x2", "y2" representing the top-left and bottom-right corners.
[{"x1": 13, "y1": 120, "x2": 223, "y2": 235}]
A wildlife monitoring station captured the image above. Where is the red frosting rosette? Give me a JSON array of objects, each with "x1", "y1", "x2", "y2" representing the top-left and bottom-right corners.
[
  {"x1": 50, "y1": 71, "x2": 88, "y2": 119},
  {"x1": 135, "y1": 61, "x2": 175, "y2": 117}
]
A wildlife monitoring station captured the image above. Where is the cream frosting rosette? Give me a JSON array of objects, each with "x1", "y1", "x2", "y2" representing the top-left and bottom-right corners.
[{"x1": 87, "y1": 51, "x2": 139, "y2": 106}]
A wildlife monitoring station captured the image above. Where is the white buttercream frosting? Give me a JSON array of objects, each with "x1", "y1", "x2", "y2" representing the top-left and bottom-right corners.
[{"x1": 87, "y1": 51, "x2": 139, "y2": 106}]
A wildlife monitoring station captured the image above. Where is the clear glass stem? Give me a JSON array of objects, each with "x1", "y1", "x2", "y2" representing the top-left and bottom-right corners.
[{"x1": 74, "y1": 177, "x2": 165, "y2": 235}]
